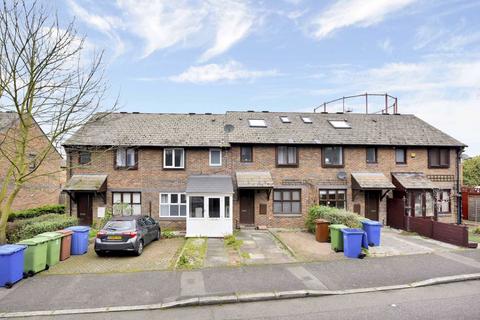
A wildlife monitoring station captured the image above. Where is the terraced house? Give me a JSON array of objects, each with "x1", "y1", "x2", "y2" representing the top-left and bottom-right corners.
[{"x1": 62, "y1": 110, "x2": 465, "y2": 237}]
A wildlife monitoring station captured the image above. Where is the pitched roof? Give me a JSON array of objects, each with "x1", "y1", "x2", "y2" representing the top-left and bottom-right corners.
[
  {"x1": 186, "y1": 175, "x2": 234, "y2": 194},
  {"x1": 64, "y1": 174, "x2": 108, "y2": 191},
  {"x1": 236, "y1": 171, "x2": 274, "y2": 188},
  {"x1": 351, "y1": 172, "x2": 395, "y2": 190},
  {"x1": 0, "y1": 112, "x2": 18, "y2": 133},
  {"x1": 64, "y1": 111, "x2": 465, "y2": 147},
  {"x1": 64, "y1": 113, "x2": 227, "y2": 147},
  {"x1": 392, "y1": 172, "x2": 436, "y2": 190},
  {"x1": 225, "y1": 112, "x2": 464, "y2": 147}
]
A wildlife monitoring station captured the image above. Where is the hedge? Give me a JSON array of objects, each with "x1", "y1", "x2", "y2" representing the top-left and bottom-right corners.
[
  {"x1": 8, "y1": 204, "x2": 65, "y2": 222},
  {"x1": 306, "y1": 205, "x2": 363, "y2": 233},
  {"x1": 7, "y1": 214, "x2": 77, "y2": 243}
]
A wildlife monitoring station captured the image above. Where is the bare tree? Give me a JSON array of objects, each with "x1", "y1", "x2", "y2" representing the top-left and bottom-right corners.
[{"x1": 0, "y1": 0, "x2": 117, "y2": 243}]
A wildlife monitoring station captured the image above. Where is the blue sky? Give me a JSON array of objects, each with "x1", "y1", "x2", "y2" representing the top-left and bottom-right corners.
[{"x1": 59, "y1": 0, "x2": 480, "y2": 155}]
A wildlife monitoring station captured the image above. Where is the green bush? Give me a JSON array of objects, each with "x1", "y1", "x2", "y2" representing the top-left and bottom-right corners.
[
  {"x1": 306, "y1": 205, "x2": 362, "y2": 233},
  {"x1": 7, "y1": 214, "x2": 77, "y2": 243},
  {"x1": 8, "y1": 204, "x2": 65, "y2": 222},
  {"x1": 474, "y1": 226, "x2": 480, "y2": 235},
  {"x1": 161, "y1": 228, "x2": 176, "y2": 239}
]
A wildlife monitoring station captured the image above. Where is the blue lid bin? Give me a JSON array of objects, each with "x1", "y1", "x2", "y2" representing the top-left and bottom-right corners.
[
  {"x1": 0, "y1": 244, "x2": 27, "y2": 288},
  {"x1": 66, "y1": 226, "x2": 90, "y2": 255},
  {"x1": 341, "y1": 228, "x2": 366, "y2": 259},
  {"x1": 361, "y1": 220, "x2": 382, "y2": 247}
]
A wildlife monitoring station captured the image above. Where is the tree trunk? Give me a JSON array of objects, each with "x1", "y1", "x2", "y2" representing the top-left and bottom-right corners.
[{"x1": 0, "y1": 208, "x2": 9, "y2": 244}]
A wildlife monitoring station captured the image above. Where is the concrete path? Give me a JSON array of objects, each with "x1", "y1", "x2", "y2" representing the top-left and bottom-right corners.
[
  {"x1": 237, "y1": 230, "x2": 295, "y2": 264},
  {"x1": 204, "y1": 239, "x2": 229, "y2": 268},
  {"x1": 1, "y1": 250, "x2": 480, "y2": 313}
]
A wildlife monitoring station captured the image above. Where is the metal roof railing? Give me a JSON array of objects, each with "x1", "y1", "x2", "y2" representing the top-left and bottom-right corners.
[{"x1": 314, "y1": 93, "x2": 398, "y2": 114}]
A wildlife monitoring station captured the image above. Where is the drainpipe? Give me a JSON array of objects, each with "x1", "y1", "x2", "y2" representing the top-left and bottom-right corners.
[{"x1": 456, "y1": 148, "x2": 463, "y2": 225}]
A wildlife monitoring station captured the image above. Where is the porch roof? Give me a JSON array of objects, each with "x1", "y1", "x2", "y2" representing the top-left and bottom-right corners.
[
  {"x1": 392, "y1": 172, "x2": 436, "y2": 190},
  {"x1": 186, "y1": 175, "x2": 234, "y2": 194},
  {"x1": 63, "y1": 174, "x2": 107, "y2": 192},
  {"x1": 236, "y1": 171, "x2": 274, "y2": 189},
  {"x1": 351, "y1": 172, "x2": 395, "y2": 190}
]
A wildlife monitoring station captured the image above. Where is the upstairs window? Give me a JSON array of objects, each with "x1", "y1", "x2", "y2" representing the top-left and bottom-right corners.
[
  {"x1": 280, "y1": 116, "x2": 291, "y2": 123},
  {"x1": 395, "y1": 148, "x2": 407, "y2": 164},
  {"x1": 323, "y1": 146, "x2": 343, "y2": 167},
  {"x1": 428, "y1": 148, "x2": 450, "y2": 168},
  {"x1": 301, "y1": 116, "x2": 312, "y2": 123},
  {"x1": 28, "y1": 153, "x2": 36, "y2": 171},
  {"x1": 79, "y1": 151, "x2": 91, "y2": 165},
  {"x1": 116, "y1": 147, "x2": 137, "y2": 169},
  {"x1": 328, "y1": 120, "x2": 351, "y2": 129},
  {"x1": 164, "y1": 148, "x2": 184, "y2": 169},
  {"x1": 248, "y1": 119, "x2": 266, "y2": 127},
  {"x1": 209, "y1": 149, "x2": 222, "y2": 166},
  {"x1": 240, "y1": 146, "x2": 253, "y2": 162},
  {"x1": 277, "y1": 146, "x2": 297, "y2": 166},
  {"x1": 366, "y1": 147, "x2": 377, "y2": 164}
]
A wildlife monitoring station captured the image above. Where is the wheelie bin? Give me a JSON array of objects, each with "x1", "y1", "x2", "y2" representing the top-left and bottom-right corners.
[
  {"x1": 66, "y1": 226, "x2": 90, "y2": 255},
  {"x1": 17, "y1": 237, "x2": 49, "y2": 276},
  {"x1": 341, "y1": 228, "x2": 366, "y2": 258},
  {"x1": 57, "y1": 229, "x2": 73, "y2": 261},
  {"x1": 361, "y1": 220, "x2": 382, "y2": 246},
  {"x1": 35, "y1": 232, "x2": 63, "y2": 267},
  {"x1": 329, "y1": 224, "x2": 348, "y2": 252},
  {"x1": 315, "y1": 219, "x2": 330, "y2": 242},
  {"x1": 0, "y1": 244, "x2": 27, "y2": 288}
]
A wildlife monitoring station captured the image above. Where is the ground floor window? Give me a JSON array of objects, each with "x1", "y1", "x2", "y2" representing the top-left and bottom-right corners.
[
  {"x1": 160, "y1": 193, "x2": 187, "y2": 217},
  {"x1": 273, "y1": 189, "x2": 301, "y2": 214},
  {"x1": 437, "y1": 190, "x2": 451, "y2": 214},
  {"x1": 112, "y1": 192, "x2": 141, "y2": 215},
  {"x1": 319, "y1": 189, "x2": 346, "y2": 209}
]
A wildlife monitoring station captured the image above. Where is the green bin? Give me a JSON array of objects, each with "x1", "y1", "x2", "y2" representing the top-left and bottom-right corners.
[
  {"x1": 17, "y1": 237, "x2": 49, "y2": 276},
  {"x1": 329, "y1": 224, "x2": 348, "y2": 252},
  {"x1": 35, "y1": 232, "x2": 62, "y2": 268}
]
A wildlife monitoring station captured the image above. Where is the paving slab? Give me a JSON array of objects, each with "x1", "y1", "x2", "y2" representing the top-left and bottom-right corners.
[
  {"x1": 237, "y1": 230, "x2": 295, "y2": 264},
  {"x1": 204, "y1": 239, "x2": 229, "y2": 268}
]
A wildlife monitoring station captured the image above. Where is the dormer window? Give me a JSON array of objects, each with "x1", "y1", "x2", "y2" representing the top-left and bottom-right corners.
[
  {"x1": 280, "y1": 116, "x2": 290, "y2": 123},
  {"x1": 301, "y1": 116, "x2": 312, "y2": 123},
  {"x1": 248, "y1": 119, "x2": 266, "y2": 127},
  {"x1": 329, "y1": 120, "x2": 351, "y2": 128}
]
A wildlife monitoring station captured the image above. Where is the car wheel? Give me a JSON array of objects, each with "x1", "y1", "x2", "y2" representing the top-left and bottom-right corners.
[
  {"x1": 135, "y1": 240, "x2": 144, "y2": 256},
  {"x1": 95, "y1": 250, "x2": 106, "y2": 257},
  {"x1": 154, "y1": 229, "x2": 160, "y2": 241}
]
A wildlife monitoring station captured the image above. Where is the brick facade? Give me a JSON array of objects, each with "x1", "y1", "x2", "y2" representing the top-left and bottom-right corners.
[
  {"x1": 66, "y1": 144, "x2": 459, "y2": 229},
  {"x1": 0, "y1": 116, "x2": 64, "y2": 211}
]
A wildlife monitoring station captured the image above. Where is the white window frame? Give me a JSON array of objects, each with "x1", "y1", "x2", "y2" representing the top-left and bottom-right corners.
[
  {"x1": 209, "y1": 148, "x2": 222, "y2": 167},
  {"x1": 163, "y1": 148, "x2": 185, "y2": 169},
  {"x1": 328, "y1": 120, "x2": 351, "y2": 129},
  {"x1": 248, "y1": 119, "x2": 267, "y2": 127},
  {"x1": 280, "y1": 116, "x2": 290, "y2": 123},
  {"x1": 159, "y1": 193, "x2": 187, "y2": 218},
  {"x1": 301, "y1": 116, "x2": 312, "y2": 123},
  {"x1": 112, "y1": 192, "x2": 141, "y2": 215}
]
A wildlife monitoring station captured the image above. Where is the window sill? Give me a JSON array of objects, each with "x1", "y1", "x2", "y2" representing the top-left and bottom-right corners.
[
  {"x1": 159, "y1": 217, "x2": 186, "y2": 220},
  {"x1": 273, "y1": 214, "x2": 302, "y2": 218},
  {"x1": 276, "y1": 164, "x2": 299, "y2": 168},
  {"x1": 437, "y1": 213, "x2": 452, "y2": 216},
  {"x1": 163, "y1": 167, "x2": 185, "y2": 170},
  {"x1": 322, "y1": 165, "x2": 345, "y2": 168},
  {"x1": 115, "y1": 166, "x2": 138, "y2": 170}
]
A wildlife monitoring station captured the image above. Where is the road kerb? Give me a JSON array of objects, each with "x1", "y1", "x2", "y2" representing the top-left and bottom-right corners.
[{"x1": 2, "y1": 273, "x2": 480, "y2": 318}]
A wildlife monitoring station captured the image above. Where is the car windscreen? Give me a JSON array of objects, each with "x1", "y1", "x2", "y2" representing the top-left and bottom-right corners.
[{"x1": 103, "y1": 220, "x2": 135, "y2": 231}]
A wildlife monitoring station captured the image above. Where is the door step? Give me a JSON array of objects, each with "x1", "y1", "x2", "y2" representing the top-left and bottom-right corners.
[{"x1": 238, "y1": 224, "x2": 256, "y2": 230}]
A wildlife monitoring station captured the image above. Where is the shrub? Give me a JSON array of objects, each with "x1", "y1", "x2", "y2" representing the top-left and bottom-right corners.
[
  {"x1": 306, "y1": 205, "x2": 362, "y2": 233},
  {"x1": 8, "y1": 204, "x2": 65, "y2": 222},
  {"x1": 474, "y1": 226, "x2": 480, "y2": 235},
  {"x1": 161, "y1": 228, "x2": 176, "y2": 239},
  {"x1": 7, "y1": 214, "x2": 78, "y2": 243}
]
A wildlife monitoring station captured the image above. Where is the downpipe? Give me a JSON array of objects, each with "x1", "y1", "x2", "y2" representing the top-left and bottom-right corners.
[{"x1": 456, "y1": 148, "x2": 463, "y2": 225}]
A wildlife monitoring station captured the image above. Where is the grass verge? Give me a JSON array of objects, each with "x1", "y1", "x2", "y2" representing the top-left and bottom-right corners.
[
  {"x1": 175, "y1": 238, "x2": 207, "y2": 270},
  {"x1": 469, "y1": 230, "x2": 480, "y2": 243}
]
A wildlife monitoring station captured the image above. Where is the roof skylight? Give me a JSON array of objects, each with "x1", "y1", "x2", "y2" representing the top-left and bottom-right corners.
[
  {"x1": 248, "y1": 119, "x2": 267, "y2": 127},
  {"x1": 329, "y1": 120, "x2": 352, "y2": 129},
  {"x1": 301, "y1": 116, "x2": 312, "y2": 123},
  {"x1": 280, "y1": 116, "x2": 291, "y2": 123}
]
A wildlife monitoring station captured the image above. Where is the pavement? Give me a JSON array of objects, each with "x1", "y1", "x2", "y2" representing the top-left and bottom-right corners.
[
  {"x1": 28, "y1": 280, "x2": 480, "y2": 320},
  {"x1": 2, "y1": 249, "x2": 480, "y2": 314}
]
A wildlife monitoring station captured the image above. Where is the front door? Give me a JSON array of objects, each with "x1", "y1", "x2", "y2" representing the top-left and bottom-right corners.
[
  {"x1": 365, "y1": 191, "x2": 380, "y2": 221},
  {"x1": 239, "y1": 190, "x2": 254, "y2": 224},
  {"x1": 77, "y1": 193, "x2": 93, "y2": 225}
]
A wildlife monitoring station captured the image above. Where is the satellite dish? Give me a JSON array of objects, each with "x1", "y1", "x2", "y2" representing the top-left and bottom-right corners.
[
  {"x1": 337, "y1": 171, "x2": 347, "y2": 180},
  {"x1": 224, "y1": 124, "x2": 234, "y2": 133}
]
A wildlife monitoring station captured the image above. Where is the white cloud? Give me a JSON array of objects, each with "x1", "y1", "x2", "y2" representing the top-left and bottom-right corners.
[
  {"x1": 310, "y1": 0, "x2": 415, "y2": 39},
  {"x1": 70, "y1": 0, "x2": 256, "y2": 61},
  {"x1": 169, "y1": 61, "x2": 278, "y2": 83},
  {"x1": 415, "y1": 21, "x2": 480, "y2": 53},
  {"x1": 378, "y1": 38, "x2": 393, "y2": 53}
]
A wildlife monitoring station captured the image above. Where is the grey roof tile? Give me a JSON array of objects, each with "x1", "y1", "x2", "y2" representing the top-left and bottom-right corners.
[
  {"x1": 236, "y1": 171, "x2": 274, "y2": 188},
  {"x1": 186, "y1": 175, "x2": 234, "y2": 194}
]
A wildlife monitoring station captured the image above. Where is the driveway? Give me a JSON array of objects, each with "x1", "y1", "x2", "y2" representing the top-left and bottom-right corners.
[{"x1": 44, "y1": 238, "x2": 185, "y2": 274}]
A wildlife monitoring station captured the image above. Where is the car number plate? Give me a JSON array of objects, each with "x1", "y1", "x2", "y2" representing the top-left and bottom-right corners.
[{"x1": 108, "y1": 235, "x2": 122, "y2": 240}]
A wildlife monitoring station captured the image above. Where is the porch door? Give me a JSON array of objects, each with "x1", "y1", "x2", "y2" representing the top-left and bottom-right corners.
[
  {"x1": 77, "y1": 193, "x2": 93, "y2": 226},
  {"x1": 365, "y1": 190, "x2": 380, "y2": 221},
  {"x1": 239, "y1": 190, "x2": 254, "y2": 224}
]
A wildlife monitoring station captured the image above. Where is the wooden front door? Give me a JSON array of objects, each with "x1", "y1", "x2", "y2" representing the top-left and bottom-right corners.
[
  {"x1": 239, "y1": 190, "x2": 254, "y2": 224},
  {"x1": 77, "y1": 193, "x2": 93, "y2": 226},
  {"x1": 365, "y1": 191, "x2": 380, "y2": 221}
]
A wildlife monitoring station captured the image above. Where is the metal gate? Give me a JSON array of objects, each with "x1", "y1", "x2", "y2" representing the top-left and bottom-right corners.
[
  {"x1": 387, "y1": 198, "x2": 405, "y2": 229},
  {"x1": 468, "y1": 195, "x2": 480, "y2": 222}
]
